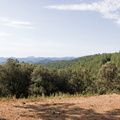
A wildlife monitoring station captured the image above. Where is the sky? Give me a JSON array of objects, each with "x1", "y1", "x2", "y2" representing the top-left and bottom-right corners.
[{"x1": 0, "y1": 0, "x2": 120, "y2": 58}]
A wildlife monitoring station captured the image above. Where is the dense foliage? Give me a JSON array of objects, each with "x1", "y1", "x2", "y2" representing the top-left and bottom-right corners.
[{"x1": 0, "y1": 52, "x2": 120, "y2": 98}]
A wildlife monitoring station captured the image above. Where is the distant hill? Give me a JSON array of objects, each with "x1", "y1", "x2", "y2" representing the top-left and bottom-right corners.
[
  {"x1": 43, "y1": 52, "x2": 120, "y2": 69},
  {"x1": 0, "y1": 56, "x2": 76, "y2": 64}
]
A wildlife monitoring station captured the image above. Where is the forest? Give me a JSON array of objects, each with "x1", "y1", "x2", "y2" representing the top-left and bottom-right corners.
[{"x1": 0, "y1": 52, "x2": 120, "y2": 98}]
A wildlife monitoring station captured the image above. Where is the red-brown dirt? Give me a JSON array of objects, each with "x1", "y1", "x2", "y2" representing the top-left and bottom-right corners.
[{"x1": 0, "y1": 94, "x2": 120, "y2": 120}]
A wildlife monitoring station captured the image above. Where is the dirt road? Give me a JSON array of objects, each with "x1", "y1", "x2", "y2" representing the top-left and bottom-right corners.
[{"x1": 0, "y1": 94, "x2": 120, "y2": 120}]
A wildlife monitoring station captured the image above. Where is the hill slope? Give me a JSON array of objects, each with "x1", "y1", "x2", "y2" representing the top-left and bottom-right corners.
[{"x1": 43, "y1": 52, "x2": 120, "y2": 69}]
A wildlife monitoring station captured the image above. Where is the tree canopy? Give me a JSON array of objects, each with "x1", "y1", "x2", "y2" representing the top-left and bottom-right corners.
[{"x1": 0, "y1": 52, "x2": 120, "y2": 98}]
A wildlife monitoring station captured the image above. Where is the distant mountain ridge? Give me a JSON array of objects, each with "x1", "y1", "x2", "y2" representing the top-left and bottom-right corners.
[{"x1": 0, "y1": 56, "x2": 76, "y2": 64}]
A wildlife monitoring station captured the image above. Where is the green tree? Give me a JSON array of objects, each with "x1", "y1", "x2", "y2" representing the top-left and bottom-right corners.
[
  {"x1": 19, "y1": 63, "x2": 35, "y2": 97},
  {"x1": 29, "y1": 66, "x2": 57, "y2": 96},
  {"x1": 57, "y1": 69, "x2": 72, "y2": 93},
  {"x1": 97, "y1": 62, "x2": 118, "y2": 94},
  {"x1": 0, "y1": 59, "x2": 34, "y2": 98},
  {"x1": 0, "y1": 65, "x2": 10, "y2": 97},
  {"x1": 68, "y1": 67, "x2": 93, "y2": 94}
]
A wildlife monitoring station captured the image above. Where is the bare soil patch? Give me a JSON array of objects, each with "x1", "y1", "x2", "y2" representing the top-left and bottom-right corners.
[{"x1": 0, "y1": 94, "x2": 120, "y2": 120}]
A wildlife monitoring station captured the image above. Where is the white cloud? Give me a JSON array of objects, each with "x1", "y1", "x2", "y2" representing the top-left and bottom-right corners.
[
  {"x1": 0, "y1": 17, "x2": 9, "y2": 22},
  {"x1": 0, "y1": 17, "x2": 35, "y2": 29},
  {"x1": 45, "y1": 0, "x2": 120, "y2": 25},
  {"x1": 0, "y1": 32, "x2": 13, "y2": 37}
]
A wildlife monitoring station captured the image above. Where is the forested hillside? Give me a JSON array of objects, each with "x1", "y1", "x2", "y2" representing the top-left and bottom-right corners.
[
  {"x1": 0, "y1": 52, "x2": 120, "y2": 98},
  {"x1": 43, "y1": 52, "x2": 120, "y2": 69}
]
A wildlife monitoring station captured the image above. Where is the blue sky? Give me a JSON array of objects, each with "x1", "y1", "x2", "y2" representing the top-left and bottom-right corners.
[{"x1": 0, "y1": 0, "x2": 120, "y2": 57}]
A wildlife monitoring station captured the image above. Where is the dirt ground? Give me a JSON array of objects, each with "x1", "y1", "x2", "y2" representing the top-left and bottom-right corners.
[{"x1": 0, "y1": 94, "x2": 120, "y2": 120}]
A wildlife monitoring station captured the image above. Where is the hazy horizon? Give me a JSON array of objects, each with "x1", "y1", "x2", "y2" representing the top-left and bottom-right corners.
[{"x1": 0, "y1": 51, "x2": 119, "y2": 58}]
